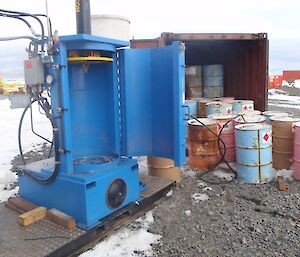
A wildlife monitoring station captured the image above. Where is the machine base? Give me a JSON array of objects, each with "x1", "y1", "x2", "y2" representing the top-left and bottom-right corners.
[
  {"x1": 1, "y1": 175, "x2": 175, "y2": 257},
  {"x1": 17, "y1": 157, "x2": 141, "y2": 229}
]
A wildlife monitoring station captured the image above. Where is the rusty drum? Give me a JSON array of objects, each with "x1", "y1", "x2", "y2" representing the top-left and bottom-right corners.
[
  {"x1": 187, "y1": 118, "x2": 220, "y2": 170},
  {"x1": 270, "y1": 116, "x2": 300, "y2": 170},
  {"x1": 208, "y1": 113, "x2": 236, "y2": 161},
  {"x1": 197, "y1": 98, "x2": 212, "y2": 118},
  {"x1": 293, "y1": 122, "x2": 300, "y2": 180}
]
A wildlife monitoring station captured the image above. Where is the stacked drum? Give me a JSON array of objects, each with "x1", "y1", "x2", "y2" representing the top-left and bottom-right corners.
[
  {"x1": 202, "y1": 64, "x2": 224, "y2": 98},
  {"x1": 185, "y1": 66, "x2": 202, "y2": 99}
]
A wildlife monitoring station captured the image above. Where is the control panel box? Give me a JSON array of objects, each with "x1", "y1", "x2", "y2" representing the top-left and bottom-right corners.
[{"x1": 24, "y1": 57, "x2": 45, "y2": 85}]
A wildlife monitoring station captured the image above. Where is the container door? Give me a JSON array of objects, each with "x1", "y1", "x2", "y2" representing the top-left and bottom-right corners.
[{"x1": 118, "y1": 42, "x2": 186, "y2": 166}]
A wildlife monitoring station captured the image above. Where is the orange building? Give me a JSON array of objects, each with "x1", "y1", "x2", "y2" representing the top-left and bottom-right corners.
[{"x1": 268, "y1": 75, "x2": 283, "y2": 88}]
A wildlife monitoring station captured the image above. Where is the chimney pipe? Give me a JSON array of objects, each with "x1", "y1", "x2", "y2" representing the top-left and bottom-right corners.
[{"x1": 75, "y1": 0, "x2": 91, "y2": 34}]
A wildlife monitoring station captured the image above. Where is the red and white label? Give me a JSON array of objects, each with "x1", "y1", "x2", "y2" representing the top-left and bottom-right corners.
[
  {"x1": 226, "y1": 108, "x2": 232, "y2": 114},
  {"x1": 24, "y1": 60, "x2": 32, "y2": 69},
  {"x1": 263, "y1": 133, "x2": 270, "y2": 142},
  {"x1": 242, "y1": 104, "x2": 253, "y2": 111}
]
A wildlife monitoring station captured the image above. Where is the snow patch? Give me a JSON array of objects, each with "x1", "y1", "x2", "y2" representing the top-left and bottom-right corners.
[
  {"x1": 184, "y1": 210, "x2": 191, "y2": 216},
  {"x1": 268, "y1": 103, "x2": 300, "y2": 110},
  {"x1": 80, "y1": 211, "x2": 161, "y2": 257},
  {"x1": 166, "y1": 190, "x2": 173, "y2": 197},
  {"x1": 268, "y1": 94, "x2": 300, "y2": 102},
  {"x1": 0, "y1": 186, "x2": 18, "y2": 202},
  {"x1": 134, "y1": 156, "x2": 148, "y2": 175},
  {"x1": 0, "y1": 97, "x2": 52, "y2": 202},
  {"x1": 192, "y1": 193, "x2": 209, "y2": 203},
  {"x1": 268, "y1": 88, "x2": 287, "y2": 95},
  {"x1": 282, "y1": 79, "x2": 300, "y2": 89}
]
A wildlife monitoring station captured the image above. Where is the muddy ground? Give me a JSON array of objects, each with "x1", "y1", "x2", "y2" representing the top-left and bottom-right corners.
[{"x1": 9, "y1": 86, "x2": 300, "y2": 257}]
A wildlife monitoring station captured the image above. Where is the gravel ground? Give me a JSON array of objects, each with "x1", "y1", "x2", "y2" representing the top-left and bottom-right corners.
[
  {"x1": 150, "y1": 170, "x2": 300, "y2": 257},
  {"x1": 8, "y1": 86, "x2": 300, "y2": 257}
]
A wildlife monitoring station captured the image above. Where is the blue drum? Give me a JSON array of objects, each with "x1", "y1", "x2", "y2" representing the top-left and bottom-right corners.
[
  {"x1": 235, "y1": 123, "x2": 273, "y2": 183},
  {"x1": 206, "y1": 101, "x2": 232, "y2": 116},
  {"x1": 185, "y1": 99, "x2": 198, "y2": 118},
  {"x1": 202, "y1": 64, "x2": 223, "y2": 98},
  {"x1": 231, "y1": 100, "x2": 254, "y2": 113}
]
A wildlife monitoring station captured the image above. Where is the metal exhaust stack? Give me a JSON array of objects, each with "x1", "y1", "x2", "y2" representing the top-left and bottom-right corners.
[{"x1": 75, "y1": 0, "x2": 91, "y2": 34}]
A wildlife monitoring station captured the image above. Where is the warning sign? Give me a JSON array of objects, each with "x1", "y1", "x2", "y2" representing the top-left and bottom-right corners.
[{"x1": 263, "y1": 133, "x2": 269, "y2": 142}]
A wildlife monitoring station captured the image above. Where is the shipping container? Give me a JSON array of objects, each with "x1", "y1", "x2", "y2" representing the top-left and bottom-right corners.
[
  {"x1": 283, "y1": 70, "x2": 300, "y2": 81},
  {"x1": 131, "y1": 33, "x2": 269, "y2": 111}
]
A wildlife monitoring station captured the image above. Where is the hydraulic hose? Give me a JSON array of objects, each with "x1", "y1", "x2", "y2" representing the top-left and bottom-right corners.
[
  {"x1": 189, "y1": 115, "x2": 237, "y2": 184},
  {"x1": 0, "y1": 9, "x2": 45, "y2": 52},
  {"x1": 0, "y1": 35, "x2": 36, "y2": 41},
  {"x1": 18, "y1": 99, "x2": 60, "y2": 184},
  {"x1": 0, "y1": 14, "x2": 38, "y2": 37}
]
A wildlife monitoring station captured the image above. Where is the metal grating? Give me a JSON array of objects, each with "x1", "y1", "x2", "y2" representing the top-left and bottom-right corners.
[
  {"x1": 140, "y1": 174, "x2": 174, "y2": 198},
  {"x1": 0, "y1": 204, "x2": 84, "y2": 257},
  {"x1": 0, "y1": 175, "x2": 174, "y2": 257}
]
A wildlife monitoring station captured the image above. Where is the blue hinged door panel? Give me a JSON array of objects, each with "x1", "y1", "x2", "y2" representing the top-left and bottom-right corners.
[{"x1": 118, "y1": 42, "x2": 186, "y2": 166}]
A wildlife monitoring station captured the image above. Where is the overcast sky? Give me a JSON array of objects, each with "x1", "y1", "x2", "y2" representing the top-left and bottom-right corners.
[{"x1": 0, "y1": 0, "x2": 300, "y2": 78}]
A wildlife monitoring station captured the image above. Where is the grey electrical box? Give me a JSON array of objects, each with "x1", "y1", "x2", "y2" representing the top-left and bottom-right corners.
[{"x1": 24, "y1": 57, "x2": 45, "y2": 85}]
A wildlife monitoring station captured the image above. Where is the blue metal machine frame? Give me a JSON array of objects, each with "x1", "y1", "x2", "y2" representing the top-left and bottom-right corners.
[{"x1": 18, "y1": 34, "x2": 186, "y2": 229}]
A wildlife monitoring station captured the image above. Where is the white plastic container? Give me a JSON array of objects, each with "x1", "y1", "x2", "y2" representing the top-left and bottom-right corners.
[{"x1": 91, "y1": 15, "x2": 130, "y2": 41}]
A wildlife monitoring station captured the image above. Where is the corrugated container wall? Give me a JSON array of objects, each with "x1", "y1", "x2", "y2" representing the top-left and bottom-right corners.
[{"x1": 131, "y1": 33, "x2": 269, "y2": 111}]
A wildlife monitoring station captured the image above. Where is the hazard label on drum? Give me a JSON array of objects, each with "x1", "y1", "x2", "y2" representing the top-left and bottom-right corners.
[{"x1": 263, "y1": 133, "x2": 269, "y2": 142}]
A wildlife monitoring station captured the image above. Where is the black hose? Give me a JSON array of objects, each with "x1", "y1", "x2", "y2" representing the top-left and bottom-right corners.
[
  {"x1": 0, "y1": 13, "x2": 37, "y2": 36},
  {"x1": 217, "y1": 119, "x2": 237, "y2": 173},
  {"x1": 18, "y1": 100, "x2": 36, "y2": 164},
  {"x1": 30, "y1": 103, "x2": 52, "y2": 143},
  {"x1": 18, "y1": 99, "x2": 59, "y2": 184},
  {"x1": 34, "y1": 14, "x2": 53, "y2": 39},
  {"x1": 0, "y1": 9, "x2": 45, "y2": 52},
  {"x1": 189, "y1": 115, "x2": 237, "y2": 185}
]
